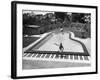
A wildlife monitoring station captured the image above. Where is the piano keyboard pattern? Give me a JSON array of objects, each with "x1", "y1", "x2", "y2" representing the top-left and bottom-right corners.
[{"x1": 23, "y1": 53, "x2": 90, "y2": 63}]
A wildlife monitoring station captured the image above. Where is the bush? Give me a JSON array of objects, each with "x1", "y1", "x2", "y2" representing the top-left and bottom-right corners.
[{"x1": 70, "y1": 22, "x2": 91, "y2": 38}]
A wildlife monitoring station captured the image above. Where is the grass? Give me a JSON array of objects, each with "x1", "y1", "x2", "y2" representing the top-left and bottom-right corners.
[{"x1": 23, "y1": 37, "x2": 39, "y2": 48}]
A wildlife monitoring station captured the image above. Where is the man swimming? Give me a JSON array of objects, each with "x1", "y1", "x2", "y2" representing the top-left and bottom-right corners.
[
  {"x1": 59, "y1": 43, "x2": 64, "y2": 52},
  {"x1": 60, "y1": 27, "x2": 63, "y2": 32},
  {"x1": 54, "y1": 43, "x2": 64, "y2": 52}
]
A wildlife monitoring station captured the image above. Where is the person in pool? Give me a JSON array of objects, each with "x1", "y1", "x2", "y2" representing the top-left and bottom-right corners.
[
  {"x1": 59, "y1": 43, "x2": 64, "y2": 52},
  {"x1": 54, "y1": 43, "x2": 64, "y2": 53},
  {"x1": 60, "y1": 26, "x2": 63, "y2": 31},
  {"x1": 60, "y1": 27, "x2": 64, "y2": 35}
]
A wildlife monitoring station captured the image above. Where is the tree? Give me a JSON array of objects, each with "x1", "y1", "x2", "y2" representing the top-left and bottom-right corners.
[
  {"x1": 72, "y1": 13, "x2": 86, "y2": 23},
  {"x1": 54, "y1": 12, "x2": 66, "y2": 22}
]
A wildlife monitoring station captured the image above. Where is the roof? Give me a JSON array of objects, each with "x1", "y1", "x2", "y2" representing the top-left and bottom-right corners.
[{"x1": 27, "y1": 25, "x2": 40, "y2": 28}]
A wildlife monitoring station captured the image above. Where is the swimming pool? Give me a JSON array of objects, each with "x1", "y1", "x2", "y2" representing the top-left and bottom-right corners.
[{"x1": 31, "y1": 32, "x2": 84, "y2": 53}]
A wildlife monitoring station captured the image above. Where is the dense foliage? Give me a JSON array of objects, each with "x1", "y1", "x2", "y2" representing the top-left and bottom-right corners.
[{"x1": 23, "y1": 12, "x2": 91, "y2": 38}]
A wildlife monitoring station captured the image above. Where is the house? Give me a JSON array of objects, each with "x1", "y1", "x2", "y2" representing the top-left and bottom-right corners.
[{"x1": 23, "y1": 25, "x2": 44, "y2": 35}]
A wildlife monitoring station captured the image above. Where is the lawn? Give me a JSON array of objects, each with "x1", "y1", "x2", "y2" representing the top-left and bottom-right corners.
[{"x1": 23, "y1": 37, "x2": 39, "y2": 48}]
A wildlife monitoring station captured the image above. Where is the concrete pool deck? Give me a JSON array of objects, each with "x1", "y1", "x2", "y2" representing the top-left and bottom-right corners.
[{"x1": 23, "y1": 59, "x2": 90, "y2": 69}]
